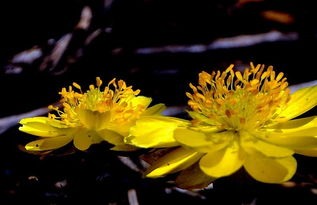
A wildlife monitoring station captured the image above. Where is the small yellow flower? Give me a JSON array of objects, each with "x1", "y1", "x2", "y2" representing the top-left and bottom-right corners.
[
  {"x1": 19, "y1": 77, "x2": 171, "y2": 151},
  {"x1": 129, "y1": 63, "x2": 317, "y2": 186}
]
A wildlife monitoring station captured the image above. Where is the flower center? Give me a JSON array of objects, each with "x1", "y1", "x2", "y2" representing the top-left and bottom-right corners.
[
  {"x1": 187, "y1": 63, "x2": 290, "y2": 131},
  {"x1": 48, "y1": 77, "x2": 144, "y2": 127}
]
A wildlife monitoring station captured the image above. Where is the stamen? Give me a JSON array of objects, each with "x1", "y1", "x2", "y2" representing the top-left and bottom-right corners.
[
  {"x1": 73, "y1": 82, "x2": 81, "y2": 90},
  {"x1": 48, "y1": 105, "x2": 55, "y2": 110},
  {"x1": 276, "y1": 72, "x2": 284, "y2": 81},
  {"x1": 48, "y1": 78, "x2": 144, "y2": 127},
  {"x1": 188, "y1": 63, "x2": 290, "y2": 130},
  {"x1": 96, "y1": 77, "x2": 103, "y2": 87}
]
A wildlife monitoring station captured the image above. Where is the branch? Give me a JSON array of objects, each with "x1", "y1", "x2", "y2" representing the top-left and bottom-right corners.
[
  {"x1": 0, "y1": 107, "x2": 49, "y2": 135},
  {"x1": 135, "y1": 31, "x2": 299, "y2": 55}
]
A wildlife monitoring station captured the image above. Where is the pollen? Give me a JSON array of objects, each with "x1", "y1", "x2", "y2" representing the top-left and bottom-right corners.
[{"x1": 187, "y1": 63, "x2": 291, "y2": 131}]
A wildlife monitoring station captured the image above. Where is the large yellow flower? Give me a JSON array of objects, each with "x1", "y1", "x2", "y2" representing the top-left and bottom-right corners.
[
  {"x1": 19, "y1": 77, "x2": 180, "y2": 152},
  {"x1": 129, "y1": 63, "x2": 317, "y2": 186}
]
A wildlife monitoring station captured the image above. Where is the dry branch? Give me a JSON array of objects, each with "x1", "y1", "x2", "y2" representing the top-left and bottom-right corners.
[
  {"x1": 134, "y1": 31, "x2": 299, "y2": 55},
  {"x1": 0, "y1": 107, "x2": 49, "y2": 134},
  {"x1": 5, "y1": 6, "x2": 94, "y2": 75}
]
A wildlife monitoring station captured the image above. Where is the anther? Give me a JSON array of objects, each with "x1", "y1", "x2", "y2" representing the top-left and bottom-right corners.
[
  {"x1": 73, "y1": 82, "x2": 81, "y2": 90},
  {"x1": 96, "y1": 77, "x2": 103, "y2": 87}
]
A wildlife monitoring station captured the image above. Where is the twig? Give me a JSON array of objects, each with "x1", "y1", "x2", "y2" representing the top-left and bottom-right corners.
[
  {"x1": 135, "y1": 31, "x2": 299, "y2": 55},
  {"x1": 39, "y1": 33, "x2": 73, "y2": 72},
  {"x1": 5, "y1": 6, "x2": 93, "y2": 75},
  {"x1": 127, "y1": 189, "x2": 139, "y2": 205},
  {"x1": 0, "y1": 107, "x2": 49, "y2": 134},
  {"x1": 10, "y1": 46, "x2": 43, "y2": 65},
  {"x1": 166, "y1": 187, "x2": 206, "y2": 200},
  {"x1": 75, "y1": 6, "x2": 93, "y2": 30},
  {"x1": 39, "y1": 6, "x2": 93, "y2": 73},
  {"x1": 289, "y1": 80, "x2": 317, "y2": 93},
  {"x1": 117, "y1": 156, "x2": 141, "y2": 173}
]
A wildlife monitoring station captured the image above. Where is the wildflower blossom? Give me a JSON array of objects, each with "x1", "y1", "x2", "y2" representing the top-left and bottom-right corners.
[
  {"x1": 129, "y1": 63, "x2": 317, "y2": 186},
  {"x1": 19, "y1": 77, "x2": 182, "y2": 152}
]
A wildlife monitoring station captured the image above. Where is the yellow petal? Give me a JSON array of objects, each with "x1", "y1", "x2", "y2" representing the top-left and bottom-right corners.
[
  {"x1": 145, "y1": 147, "x2": 202, "y2": 178},
  {"x1": 278, "y1": 85, "x2": 317, "y2": 120},
  {"x1": 130, "y1": 96, "x2": 152, "y2": 108},
  {"x1": 266, "y1": 116, "x2": 317, "y2": 137},
  {"x1": 268, "y1": 116, "x2": 317, "y2": 130},
  {"x1": 77, "y1": 109, "x2": 110, "y2": 130},
  {"x1": 126, "y1": 116, "x2": 188, "y2": 148},
  {"x1": 19, "y1": 117, "x2": 69, "y2": 137},
  {"x1": 244, "y1": 153, "x2": 297, "y2": 183},
  {"x1": 73, "y1": 130, "x2": 92, "y2": 151},
  {"x1": 174, "y1": 128, "x2": 212, "y2": 147},
  {"x1": 142, "y1": 103, "x2": 166, "y2": 116},
  {"x1": 25, "y1": 135, "x2": 72, "y2": 151},
  {"x1": 20, "y1": 117, "x2": 68, "y2": 128},
  {"x1": 175, "y1": 163, "x2": 215, "y2": 190},
  {"x1": 98, "y1": 129, "x2": 124, "y2": 146},
  {"x1": 264, "y1": 134, "x2": 317, "y2": 149},
  {"x1": 91, "y1": 133, "x2": 104, "y2": 144},
  {"x1": 105, "y1": 121, "x2": 132, "y2": 137},
  {"x1": 187, "y1": 111, "x2": 221, "y2": 125},
  {"x1": 19, "y1": 125, "x2": 60, "y2": 137},
  {"x1": 174, "y1": 128, "x2": 231, "y2": 153},
  {"x1": 295, "y1": 147, "x2": 317, "y2": 157},
  {"x1": 240, "y1": 131, "x2": 294, "y2": 157},
  {"x1": 77, "y1": 109, "x2": 98, "y2": 129},
  {"x1": 94, "y1": 112, "x2": 111, "y2": 130},
  {"x1": 263, "y1": 116, "x2": 317, "y2": 149},
  {"x1": 199, "y1": 141, "x2": 244, "y2": 178}
]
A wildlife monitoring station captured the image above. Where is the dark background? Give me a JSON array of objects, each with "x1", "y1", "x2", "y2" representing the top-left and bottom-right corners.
[{"x1": 1, "y1": 0, "x2": 317, "y2": 204}]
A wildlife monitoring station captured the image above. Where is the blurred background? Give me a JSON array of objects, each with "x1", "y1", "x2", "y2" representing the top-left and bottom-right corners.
[{"x1": 1, "y1": 0, "x2": 317, "y2": 204}]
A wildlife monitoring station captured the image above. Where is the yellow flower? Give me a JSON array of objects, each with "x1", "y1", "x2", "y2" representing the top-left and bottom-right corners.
[
  {"x1": 129, "y1": 63, "x2": 317, "y2": 186},
  {"x1": 19, "y1": 77, "x2": 170, "y2": 152}
]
